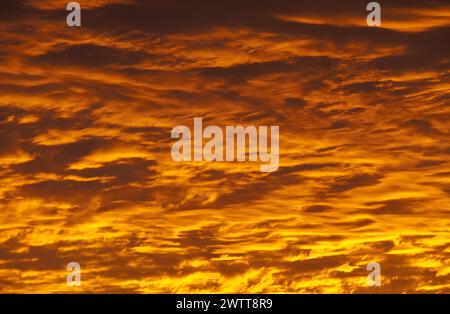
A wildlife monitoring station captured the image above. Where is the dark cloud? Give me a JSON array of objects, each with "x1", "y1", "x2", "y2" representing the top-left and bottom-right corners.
[
  {"x1": 304, "y1": 205, "x2": 332, "y2": 213},
  {"x1": 328, "y1": 174, "x2": 383, "y2": 194},
  {"x1": 197, "y1": 56, "x2": 338, "y2": 84},
  {"x1": 32, "y1": 44, "x2": 151, "y2": 68},
  {"x1": 284, "y1": 97, "x2": 307, "y2": 108},
  {"x1": 0, "y1": 238, "x2": 65, "y2": 271},
  {"x1": 14, "y1": 138, "x2": 114, "y2": 175},
  {"x1": 69, "y1": 158, "x2": 158, "y2": 184},
  {"x1": 282, "y1": 255, "x2": 349, "y2": 275},
  {"x1": 332, "y1": 218, "x2": 376, "y2": 229},
  {"x1": 15, "y1": 179, "x2": 105, "y2": 203},
  {"x1": 0, "y1": 0, "x2": 34, "y2": 21},
  {"x1": 364, "y1": 199, "x2": 421, "y2": 215},
  {"x1": 277, "y1": 163, "x2": 341, "y2": 175},
  {"x1": 403, "y1": 119, "x2": 440, "y2": 136}
]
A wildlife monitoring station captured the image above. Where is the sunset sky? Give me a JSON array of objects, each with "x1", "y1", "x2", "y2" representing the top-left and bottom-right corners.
[{"x1": 0, "y1": 0, "x2": 449, "y2": 293}]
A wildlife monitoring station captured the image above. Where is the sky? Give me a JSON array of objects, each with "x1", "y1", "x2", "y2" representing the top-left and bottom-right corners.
[{"x1": 0, "y1": 0, "x2": 449, "y2": 293}]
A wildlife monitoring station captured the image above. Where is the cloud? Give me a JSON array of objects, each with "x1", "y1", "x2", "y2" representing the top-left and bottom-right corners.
[
  {"x1": 328, "y1": 174, "x2": 383, "y2": 194},
  {"x1": 0, "y1": 0, "x2": 448, "y2": 293}
]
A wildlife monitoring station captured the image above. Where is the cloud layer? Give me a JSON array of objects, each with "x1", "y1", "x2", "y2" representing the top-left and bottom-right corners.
[{"x1": 0, "y1": 0, "x2": 449, "y2": 293}]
